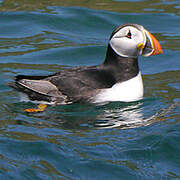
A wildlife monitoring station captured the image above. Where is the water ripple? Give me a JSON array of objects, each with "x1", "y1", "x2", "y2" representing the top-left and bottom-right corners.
[{"x1": 0, "y1": 1, "x2": 179, "y2": 179}]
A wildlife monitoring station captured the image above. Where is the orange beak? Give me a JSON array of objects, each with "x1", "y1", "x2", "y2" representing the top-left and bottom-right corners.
[
  {"x1": 142, "y1": 30, "x2": 163, "y2": 57},
  {"x1": 148, "y1": 32, "x2": 163, "y2": 55}
]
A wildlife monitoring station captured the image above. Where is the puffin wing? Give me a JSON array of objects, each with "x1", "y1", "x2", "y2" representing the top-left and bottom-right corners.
[
  {"x1": 8, "y1": 74, "x2": 62, "y2": 97},
  {"x1": 7, "y1": 74, "x2": 68, "y2": 104},
  {"x1": 17, "y1": 79, "x2": 62, "y2": 97}
]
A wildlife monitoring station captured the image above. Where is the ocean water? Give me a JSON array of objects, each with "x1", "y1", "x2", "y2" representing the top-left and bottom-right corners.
[{"x1": 0, "y1": 0, "x2": 180, "y2": 179}]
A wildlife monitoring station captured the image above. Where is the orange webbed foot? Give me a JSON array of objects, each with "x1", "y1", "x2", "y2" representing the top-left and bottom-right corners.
[{"x1": 24, "y1": 104, "x2": 47, "y2": 113}]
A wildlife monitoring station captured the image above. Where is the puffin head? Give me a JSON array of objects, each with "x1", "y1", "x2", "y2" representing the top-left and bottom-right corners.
[{"x1": 109, "y1": 24, "x2": 163, "y2": 58}]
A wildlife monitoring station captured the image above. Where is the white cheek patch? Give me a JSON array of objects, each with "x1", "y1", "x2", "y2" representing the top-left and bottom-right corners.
[
  {"x1": 110, "y1": 37, "x2": 137, "y2": 57},
  {"x1": 110, "y1": 26, "x2": 145, "y2": 58}
]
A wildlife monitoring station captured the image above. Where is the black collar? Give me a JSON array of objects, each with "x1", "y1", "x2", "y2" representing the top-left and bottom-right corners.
[{"x1": 102, "y1": 44, "x2": 139, "y2": 83}]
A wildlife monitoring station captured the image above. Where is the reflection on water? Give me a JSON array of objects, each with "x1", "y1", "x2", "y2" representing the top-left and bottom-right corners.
[
  {"x1": 0, "y1": 0, "x2": 179, "y2": 179},
  {"x1": 80, "y1": 101, "x2": 179, "y2": 129},
  {"x1": 95, "y1": 103, "x2": 146, "y2": 129},
  {"x1": 8, "y1": 99, "x2": 177, "y2": 131},
  {"x1": 30, "y1": 102, "x2": 148, "y2": 130}
]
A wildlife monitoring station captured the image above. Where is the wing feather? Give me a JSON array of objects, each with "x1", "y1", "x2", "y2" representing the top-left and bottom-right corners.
[{"x1": 17, "y1": 79, "x2": 62, "y2": 97}]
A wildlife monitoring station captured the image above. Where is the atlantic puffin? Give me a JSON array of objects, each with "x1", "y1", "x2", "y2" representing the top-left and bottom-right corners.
[{"x1": 8, "y1": 24, "x2": 163, "y2": 112}]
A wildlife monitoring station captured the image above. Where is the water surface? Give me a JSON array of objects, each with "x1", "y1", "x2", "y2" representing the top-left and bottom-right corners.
[{"x1": 0, "y1": 0, "x2": 180, "y2": 179}]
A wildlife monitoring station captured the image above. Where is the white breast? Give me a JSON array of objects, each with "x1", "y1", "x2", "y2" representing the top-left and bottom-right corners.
[{"x1": 93, "y1": 72, "x2": 144, "y2": 103}]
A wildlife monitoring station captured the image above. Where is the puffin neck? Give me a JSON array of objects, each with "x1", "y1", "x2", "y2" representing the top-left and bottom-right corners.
[{"x1": 103, "y1": 44, "x2": 140, "y2": 83}]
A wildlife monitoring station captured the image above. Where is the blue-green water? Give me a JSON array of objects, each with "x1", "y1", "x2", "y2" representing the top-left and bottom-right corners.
[{"x1": 0, "y1": 0, "x2": 180, "y2": 179}]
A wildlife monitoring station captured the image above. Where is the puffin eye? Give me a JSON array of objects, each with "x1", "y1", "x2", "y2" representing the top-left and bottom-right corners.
[{"x1": 126, "y1": 30, "x2": 132, "y2": 39}]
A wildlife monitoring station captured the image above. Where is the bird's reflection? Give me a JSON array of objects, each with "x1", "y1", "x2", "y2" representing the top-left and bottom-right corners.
[
  {"x1": 94, "y1": 103, "x2": 147, "y2": 129},
  {"x1": 95, "y1": 101, "x2": 180, "y2": 129},
  {"x1": 15, "y1": 101, "x2": 179, "y2": 130},
  {"x1": 20, "y1": 102, "x2": 149, "y2": 130}
]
